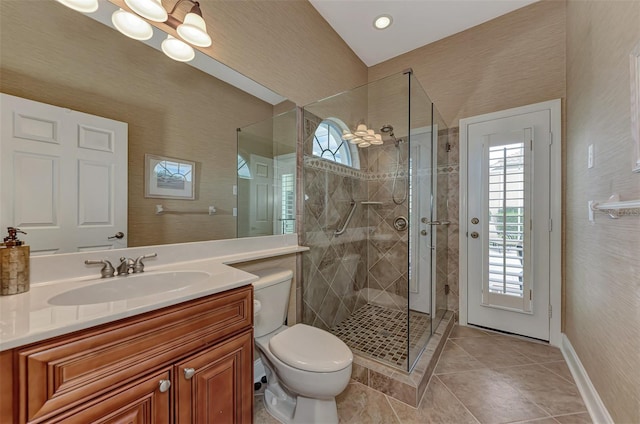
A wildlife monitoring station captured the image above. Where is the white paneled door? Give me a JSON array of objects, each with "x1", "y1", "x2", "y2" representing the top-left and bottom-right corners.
[
  {"x1": 248, "y1": 154, "x2": 274, "y2": 237},
  {"x1": 461, "y1": 101, "x2": 561, "y2": 341},
  {"x1": 0, "y1": 94, "x2": 128, "y2": 255}
]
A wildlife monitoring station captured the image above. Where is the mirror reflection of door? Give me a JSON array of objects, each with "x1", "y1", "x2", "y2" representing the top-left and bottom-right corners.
[
  {"x1": 0, "y1": 94, "x2": 128, "y2": 254},
  {"x1": 274, "y1": 153, "x2": 296, "y2": 235},
  {"x1": 249, "y1": 154, "x2": 274, "y2": 237}
]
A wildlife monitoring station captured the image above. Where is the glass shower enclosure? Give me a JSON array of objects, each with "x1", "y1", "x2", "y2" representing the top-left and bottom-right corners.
[{"x1": 301, "y1": 71, "x2": 449, "y2": 372}]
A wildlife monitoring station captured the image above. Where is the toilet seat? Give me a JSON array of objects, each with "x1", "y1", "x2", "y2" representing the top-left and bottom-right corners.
[{"x1": 269, "y1": 324, "x2": 352, "y2": 373}]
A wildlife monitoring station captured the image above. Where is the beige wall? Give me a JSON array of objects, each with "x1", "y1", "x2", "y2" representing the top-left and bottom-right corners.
[
  {"x1": 565, "y1": 1, "x2": 640, "y2": 422},
  {"x1": 109, "y1": 0, "x2": 368, "y2": 107},
  {"x1": 369, "y1": 0, "x2": 566, "y2": 127}
]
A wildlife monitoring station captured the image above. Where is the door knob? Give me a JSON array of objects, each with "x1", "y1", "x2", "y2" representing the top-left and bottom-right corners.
[
  {"x1": 471, "y1": 218, "x2": 479, "y2": 225},
  {"x1": 470, "y1": 232, "x2": 479, "y2": 239},
  {"x1": 158, "y1": 379, "x2": 171, "y2": 393},
  {"x1": 108, "y1": 232, "x2": 125, "y2": 240}
]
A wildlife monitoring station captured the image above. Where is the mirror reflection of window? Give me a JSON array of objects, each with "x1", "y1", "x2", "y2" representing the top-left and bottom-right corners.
[
  {"x1": 237, "y1": 155, "x2": 251, "y2": 179},
  {"x1": 312, "y1": 119, "x2": 356, "y2": 168},
  {"x1": 280, "y1": 173, "x2": 295, "y2": 234}
]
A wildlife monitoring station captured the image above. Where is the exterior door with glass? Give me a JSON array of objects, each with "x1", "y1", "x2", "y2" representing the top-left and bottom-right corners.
[{"x1": 463, "y1": 107, "x2": 553, "y2": 341}]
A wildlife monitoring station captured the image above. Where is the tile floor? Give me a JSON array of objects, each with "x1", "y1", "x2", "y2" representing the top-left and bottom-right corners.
[
  {"x1": 254, "y1": 325, "x2": 591, "y2": 424},
  {"x1": 330, "y1": 303, "x2": 431, "y2": 369}
]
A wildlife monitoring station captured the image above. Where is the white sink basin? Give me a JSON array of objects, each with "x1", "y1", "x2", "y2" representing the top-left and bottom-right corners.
[{"x1": 48, "y1": 271, "x2": 211, "y2": 306}]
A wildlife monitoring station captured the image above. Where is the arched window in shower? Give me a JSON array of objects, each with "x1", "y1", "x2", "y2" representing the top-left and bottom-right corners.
[
  {"x1": 312, "y1": 118, "x2": 359, "y2": 168},
  {"x1": 237, "y1": 154, "x2": 251, "y2": 179}
]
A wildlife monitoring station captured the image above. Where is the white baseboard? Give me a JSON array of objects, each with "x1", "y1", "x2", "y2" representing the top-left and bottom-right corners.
[{"x1": 561, "y1": 334, "x2": 614, "y2": 424}]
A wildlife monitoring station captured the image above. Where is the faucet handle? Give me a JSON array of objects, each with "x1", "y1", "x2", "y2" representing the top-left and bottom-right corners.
[
  {"x1": 133, "y1": 253, "x2": 157, "y2": 273},
  {"x1": 85, "y1": 259, "x2": 116, "y2": 278}
]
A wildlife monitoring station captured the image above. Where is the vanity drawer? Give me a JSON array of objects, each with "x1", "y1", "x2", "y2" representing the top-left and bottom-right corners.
[{"x1": 17, "y1": 285, "x2": 252, "y2": 424}]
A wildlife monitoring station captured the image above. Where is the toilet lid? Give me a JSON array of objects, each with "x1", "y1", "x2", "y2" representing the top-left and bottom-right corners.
[{"x1": 269, "y1": 324, "x2": 353, "y2": 373}]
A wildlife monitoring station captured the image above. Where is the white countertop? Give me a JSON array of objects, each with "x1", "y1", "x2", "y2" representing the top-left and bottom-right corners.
[{"x1": 0, "y1": 236, "x2": 307, "y2": 351}]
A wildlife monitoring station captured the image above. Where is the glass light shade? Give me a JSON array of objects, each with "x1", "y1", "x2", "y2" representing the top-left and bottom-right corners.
[
  {"x1": 112, "y1": 9, "x2": 153, "y2": 41},
  {"x1": 177, "y1": 13, "x2": 212, "y2": 47},
  {"x1": 358, "y1": 141, "x2": 371, "y2": 148},
  {"x1": 342, "y1": 131, "x2": 355, "y2": 140},
  {"x1": 363, "y1": 129, "x2": 376, "y2": 141},
  {"x1": 349, "y1": 137, "x2": 363, "y2": 144},
  {"x1": 55, "y1": 0, "x2": 98, "y2": 13},
  {"x1": 354, "y1": 124, "x2": 368, "y2": 137},
  {"x1": 124, "y1": 0, "x2": 167, "y2": 22},
  {"x1": 371, "y1": 134, "x2": 384, "y2": 145},
  {"x1": 162, "y1": 35, "x2": 195, "y2": 62}
]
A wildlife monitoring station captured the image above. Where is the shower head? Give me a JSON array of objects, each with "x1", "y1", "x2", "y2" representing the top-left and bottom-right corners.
[
  {"x1": 380, "y1": 124, "x2": 394, "y2": 135},
  {"x1": 380, "y1": 124, "x2": 404, "y2": 146}
]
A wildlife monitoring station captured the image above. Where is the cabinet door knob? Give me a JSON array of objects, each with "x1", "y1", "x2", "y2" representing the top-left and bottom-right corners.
[
  {"x1": 183, "y1": 367, "x2": 196, "y2": 380},
  {"x1": 158, "y1": 379, "x2": 171, "y2": 393}
]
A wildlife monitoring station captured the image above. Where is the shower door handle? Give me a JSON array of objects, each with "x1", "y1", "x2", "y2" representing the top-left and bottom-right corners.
[{"x1": 421, "y1": 218, "x2": 451, "y2": 225}]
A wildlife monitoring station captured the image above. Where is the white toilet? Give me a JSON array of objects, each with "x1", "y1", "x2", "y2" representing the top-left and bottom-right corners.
[{"x1": 252, "y1": 268, "x2": 352, "y2": 424}]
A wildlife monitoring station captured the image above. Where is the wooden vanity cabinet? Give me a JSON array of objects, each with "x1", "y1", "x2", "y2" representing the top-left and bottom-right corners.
[
  {"x1": 0, "y1": 285, "x2": 253, "y2": 424},
  {"x1": 175, "y1": 330, "x2": 253, "y2": 424}
]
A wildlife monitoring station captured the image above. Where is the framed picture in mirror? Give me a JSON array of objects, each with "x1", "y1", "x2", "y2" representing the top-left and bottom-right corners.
[
  {"x1": 631, "y1": 41, "x2": 640, "y2": 173},
  {"x1": 145, "y1": 154, "x2": 196, "y2": 199}
]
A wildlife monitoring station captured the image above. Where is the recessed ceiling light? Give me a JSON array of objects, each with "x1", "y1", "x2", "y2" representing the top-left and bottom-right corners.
[{"x1": 374, "y1": 14, "x2": 393, "y2": 30}]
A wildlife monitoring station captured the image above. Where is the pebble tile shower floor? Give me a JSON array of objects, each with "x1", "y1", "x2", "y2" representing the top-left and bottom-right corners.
[{"x1": 330, "y1": 303, "x2": 431, "y2": 369}]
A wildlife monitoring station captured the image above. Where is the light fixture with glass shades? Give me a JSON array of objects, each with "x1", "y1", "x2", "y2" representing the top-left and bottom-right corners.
[
  {"x1": 55, "y1": 0, "x2": 212, "y2": 63},
  {"x1": 342, "y1": 123, "x2": 384, "y2": 148},
  {"x1": 55, "y1": 0, "x2": 99, "y2": 13},
  {"x1": 374, "y1": 14, "x2": 393, "y2": 30}
]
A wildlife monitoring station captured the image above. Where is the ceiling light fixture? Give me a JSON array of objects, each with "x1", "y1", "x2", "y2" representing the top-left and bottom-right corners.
[
  {"x1": 373, "y1": 14, "x2": 393, "y2": 30},
  {"x1": 342, "y1": 124, "x2": 384, "y2": 148},
  {"x1": 54, "y1": 0, "x2": 98, "y2": 13},
  {"x1": 56, "y1": 0, "x2": 212, "y2": 63},
  {"x1": 112, "y1": 9, "x2": 154, "y2": 41},
  {"x1": 161, "y1": 35, "x2": 196, "y2": 62}
]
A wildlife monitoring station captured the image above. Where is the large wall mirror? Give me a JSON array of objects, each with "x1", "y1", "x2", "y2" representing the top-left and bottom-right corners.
[{"x1": 0, "y1": 0, "x2": 297, "y2": 255}]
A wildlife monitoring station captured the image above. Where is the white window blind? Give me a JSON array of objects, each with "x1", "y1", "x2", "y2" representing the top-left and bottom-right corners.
[
  {"x1": 488, "y1": 142, "x2": 525, "y2": 298},
  {"x1": 280, "y1": 173, "x2": 295, "y2": 234}
]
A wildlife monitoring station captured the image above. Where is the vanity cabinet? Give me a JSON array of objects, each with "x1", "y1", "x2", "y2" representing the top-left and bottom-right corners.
[{"x1": 0, "y1": 285, "x2": 253, "y2": 424}]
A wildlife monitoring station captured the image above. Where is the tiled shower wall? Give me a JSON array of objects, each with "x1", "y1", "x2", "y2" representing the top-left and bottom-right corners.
[
  {"x1": 302, "y1": 114, "x2": 370, "y2": 330},
  {"x1": 443, "y1": 128, "x2": 460, "y2": 315},
  {"x1": 365, "y1": 143, "x2": 409, "y2": 311}
]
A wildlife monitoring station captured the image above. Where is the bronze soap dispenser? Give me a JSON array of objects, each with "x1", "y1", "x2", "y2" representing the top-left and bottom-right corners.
[{"x1": 0, "y1": 227, "x2": 30, "y2": 295}]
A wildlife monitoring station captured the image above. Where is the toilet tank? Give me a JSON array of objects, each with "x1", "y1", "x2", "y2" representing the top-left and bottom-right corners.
[{"x1": 252, "y1": 268, "x2": 293, "y2": 337}]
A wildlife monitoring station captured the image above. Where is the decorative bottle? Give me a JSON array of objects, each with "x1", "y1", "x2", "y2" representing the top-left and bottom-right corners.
[{"x1": 0, "y1": 227, "x2": 30, "y2": 295}]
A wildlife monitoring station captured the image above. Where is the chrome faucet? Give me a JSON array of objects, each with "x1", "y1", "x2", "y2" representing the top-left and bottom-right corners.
[
  {"x1": 117, "y1": 257, "x2": 135, "y2": 276},
  {"x1": 85, "y1": 253, "x2": 157, "y2": 278}
]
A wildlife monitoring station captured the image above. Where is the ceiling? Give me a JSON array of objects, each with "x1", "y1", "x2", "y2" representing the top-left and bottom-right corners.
[{"x1": 308, "y1": 0, "x2": 539, "y2": 66}]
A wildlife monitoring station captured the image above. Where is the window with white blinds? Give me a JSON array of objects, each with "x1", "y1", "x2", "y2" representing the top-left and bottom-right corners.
[
  {"x1": 488, "y1": 142, "x2": 526, "y2": 298},
  {"x1": 280, "y1": 173, "x2": 295, "y2": 234}
]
